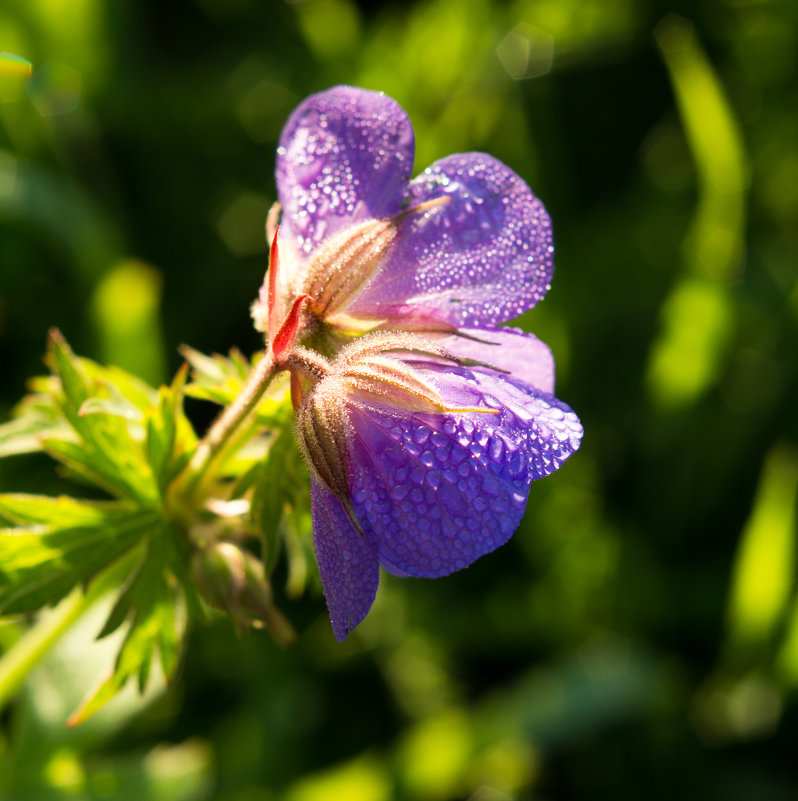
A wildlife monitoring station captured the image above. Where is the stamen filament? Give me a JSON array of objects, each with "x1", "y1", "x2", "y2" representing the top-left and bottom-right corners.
[{"x1": 394, "y1": 193, "x2": 451, "y2": 222}]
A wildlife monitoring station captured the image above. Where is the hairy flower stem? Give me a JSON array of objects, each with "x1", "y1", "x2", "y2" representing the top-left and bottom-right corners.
[{"x1": 182, "y1": 349, "x2": 279, "y2": 502}]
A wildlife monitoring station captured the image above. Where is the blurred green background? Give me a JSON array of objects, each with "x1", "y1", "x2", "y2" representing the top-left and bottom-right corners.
[{"x1": 2, "y1": 0, "x2": 798, "y2": 798}]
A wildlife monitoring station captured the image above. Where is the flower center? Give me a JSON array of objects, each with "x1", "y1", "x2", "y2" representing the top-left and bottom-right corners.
[
  {"x1": 299, "y1": 196, "x2": 450, "y2": 323},
  {"x1": 294, "y1": 332, "x2": 497, "y2": 504}
]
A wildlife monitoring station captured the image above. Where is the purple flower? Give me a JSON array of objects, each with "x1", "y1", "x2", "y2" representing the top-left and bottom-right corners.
[
  {"x1": 253, "y1": 86, "x2": 555, "y2": 375},
  {"x1": 293, "y1": 334, "x2": 582, "y2": 641},
  {"x1": 255, "y1": 86, "x2": 582, "y2": 639}
]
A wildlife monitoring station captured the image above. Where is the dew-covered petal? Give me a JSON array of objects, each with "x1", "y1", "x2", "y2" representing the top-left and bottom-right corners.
[
  {"x1": 346, "y1": 405, "x2": 526, "y2": 578},
  {"x1": 426, "y1": 364, "x2": 583, "y2": 481},
  {"x1": 310, "y1": 478, "x2": 380, "y2": 641},
  {"x1": 349, "y1": 153, "x2": 553, "y2": 327},
  {"x1": 436, "y1": 326, "x2": 555, "y2": 394},
  {"x1": 276, "y1": 86, "x2": 415, "y2": 257},
  {"x1": 344, "y1": 364, "x2": 580, "y2": 579}
]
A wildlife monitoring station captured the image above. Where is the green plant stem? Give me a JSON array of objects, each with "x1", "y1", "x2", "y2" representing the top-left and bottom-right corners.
[
  {"x1": 0, "y1": 352, "x2": 281, "y2": 708},
  {"x1": 181, "y1": 349, "x2": 279, "y2": 502}
]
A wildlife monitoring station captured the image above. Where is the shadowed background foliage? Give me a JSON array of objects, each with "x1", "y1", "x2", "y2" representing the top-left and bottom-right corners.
[{"x1": 1, "y1": 0, "x2": 797, "y2": 799}]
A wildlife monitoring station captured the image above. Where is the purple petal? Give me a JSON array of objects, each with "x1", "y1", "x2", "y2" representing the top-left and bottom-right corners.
[
  {"x1": 344, "y1": 364, "x2": 581, "y2": 579},
  {"x1": 277, "y1": 86, "x2": 415, "y2": 256},
  {"x1": 350, "y1": 153, "x2": 553, "y2": 327},
  {"x1": 436, "y1": 326, "x2": 555, "y2": 394},
  {"x1": 310, "y1": 478, "x2": 380, "y2": 641},
  {"x1": 429, "y1": 366, "x2": 583, "y2": 482}
]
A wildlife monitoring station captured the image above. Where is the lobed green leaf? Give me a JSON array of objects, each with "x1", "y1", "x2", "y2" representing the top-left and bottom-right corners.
[
  {"x1": 70, "y1": 526, "x2": 186, "y2": 724},
  {"x1": 145, "y1": 364, "x2": 196, "y2": 497},
  {"x1": 39, "y1": 437, "x2": 145, "y2": 500},
  {"x1": 45, "y1": 331, "x2": 160, "y2": 505},
  {"x1": 182, "y1": 345, "x2": 291, "y2": 426},
  {"x1": 250, "y1": 413, "x2": 310, "y2": 577},
  {"x1": 0, "y1": 497, "x2": 162, "y2": 615},
  {"x1": 0, "y1": 393, "x2": 72, "y2": 458}
]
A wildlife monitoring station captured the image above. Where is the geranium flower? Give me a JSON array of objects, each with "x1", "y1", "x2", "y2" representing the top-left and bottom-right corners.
[
  {"x1": 249, "y1": 86, "x2": 582, "y2": 639},
  {"x1": 252, "y1": 85, "x2": 555, "y2": 376},
  {"x1": 291, "y1": 333, "x2": 582, "y2": 641}
]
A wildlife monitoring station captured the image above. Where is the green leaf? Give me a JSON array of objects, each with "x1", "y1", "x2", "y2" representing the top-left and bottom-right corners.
[
  {"x1": 0, "y1": 339, "x2": 157, "y2": 461},
  {"x1": 40, "y1": 437, "x2": 145, "y2": 499},
  {"x1": 47, "y1": 330, "x2": 159, "y2": 505},
  {"x1": 0, "y1": 393, "x2": 72, "y2": 458},
  {"x1": 282, "y1": 501, "x2": 315, "y2": 599},
  {"x1": 78, "y1": 397, "x2": 144, "y2": 423},
  {"x1": 250, "y1": 413, "x2": 309, "y2": 576},
  {"x1": 96, "y1": 365, "x2": 159, "y2": 410},
  {"x1": 229, "y1": 460, "x2": 259, "y2": 498},
  {"x1": 145, "y1": 395, "x2": 177, "y2": 494},
  {"x1": 145, "y1": 364, "x2": 196, "y2": 496},
  {"x1": 182, "y1": 345, "x2": 291, "y2": 426},
  {"x1": 0, "y1": 493, "x2": 136, "y2": 527},
  {"x1": 70, "y1": 525, "x2": 185, "y2": 725},
  {"x1": 180, "y1": 344, "x2": 250, "y2": 387},
  {"x1": 0, "y1": 496, "x2": 161, "y2": 615}
]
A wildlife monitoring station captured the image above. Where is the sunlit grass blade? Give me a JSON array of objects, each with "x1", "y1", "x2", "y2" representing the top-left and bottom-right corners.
[
  {"x1": 726, "y1": 444, "x2": 798, "y2": 653},
  {"x1": 646, "y1": 15, "x2": 747, "y2": 408},
  {"x1": 655, "y1": 15, "x2": 746, "y2": 282},
  {"x1": 90, "y1": 259, "x2": 167, "y2": 387}
]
